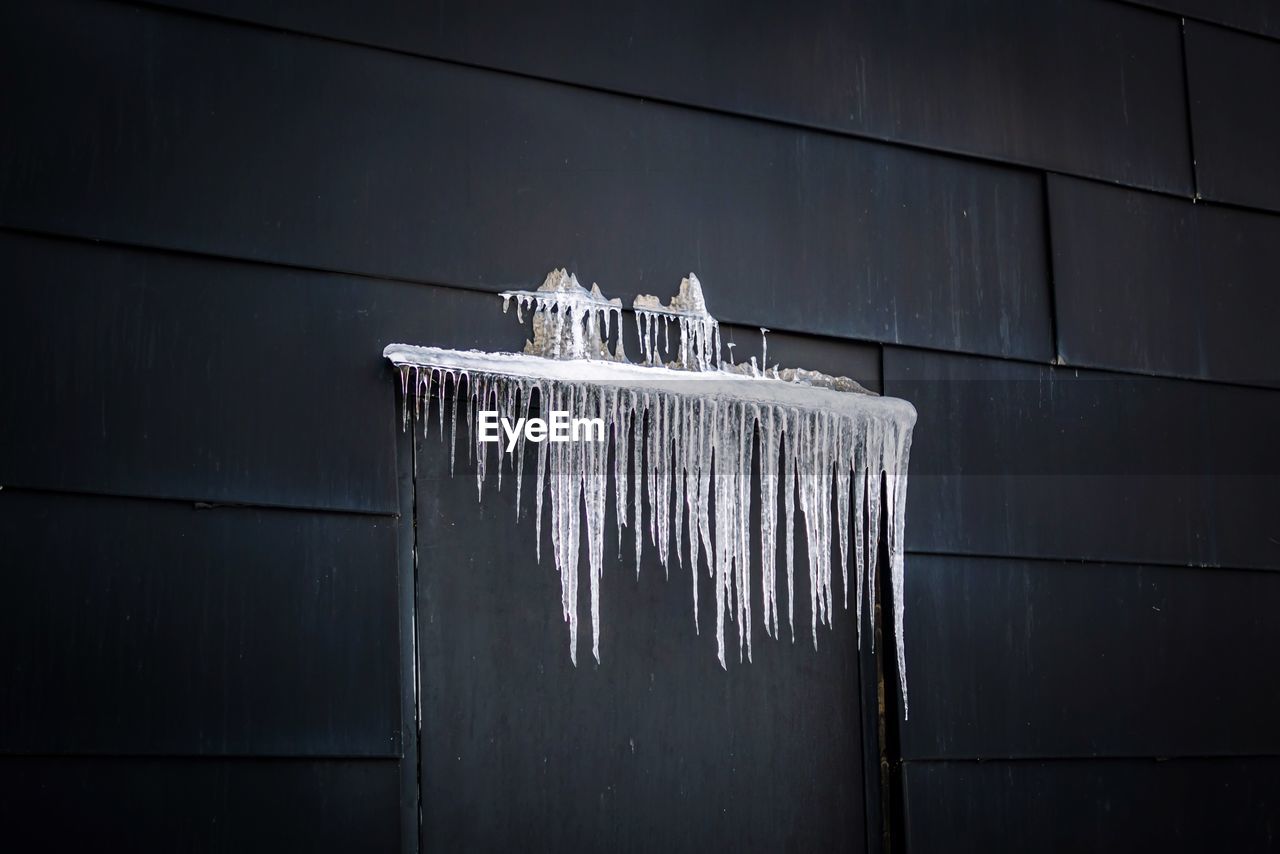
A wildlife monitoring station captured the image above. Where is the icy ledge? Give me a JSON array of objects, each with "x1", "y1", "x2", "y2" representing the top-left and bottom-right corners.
[{"x1": 384, "y1": 269, "x2": 917, "y2": 714}]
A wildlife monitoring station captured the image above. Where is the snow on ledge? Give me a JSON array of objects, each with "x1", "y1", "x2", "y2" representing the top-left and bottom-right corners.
[{"x1": 384, "y1": 269, "x2": 917, "y2": 716}]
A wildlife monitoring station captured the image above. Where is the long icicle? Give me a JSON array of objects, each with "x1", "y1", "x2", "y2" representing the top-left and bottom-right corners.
[{"x1": 390, "y1": 272, "x2": 915, "y2": 714}]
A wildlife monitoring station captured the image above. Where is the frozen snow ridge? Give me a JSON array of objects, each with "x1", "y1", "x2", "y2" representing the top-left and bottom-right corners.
[{"x1": 386, "y1": 270, "x2": 917, "y2": 714}]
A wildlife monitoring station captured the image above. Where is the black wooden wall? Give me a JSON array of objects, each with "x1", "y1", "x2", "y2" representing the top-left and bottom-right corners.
[{"x1": 2, "y1": 1, "x2": 1278, "y2": 851}]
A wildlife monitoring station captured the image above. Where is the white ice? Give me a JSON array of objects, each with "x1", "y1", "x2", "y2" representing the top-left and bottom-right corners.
[{"x1": 388, "y1": 270, "x2": 917, "y2": 714}]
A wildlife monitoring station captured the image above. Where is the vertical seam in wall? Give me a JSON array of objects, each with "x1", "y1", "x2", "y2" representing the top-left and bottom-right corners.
[
  {"x1": 410, "y1": 431, "x2": 424, "y2": 851},
  {"x1": 1041, "y1": 173, "x2": 1064, "y2": 365},
  {"x1": 859, "y1": 474, "x2": 885, "y2": 854},
  {"x1": 876, "y1": 484, "x2": 905, "y2": 854},
  {"x1": 898, "y1": 764, "x2": 912, "y2": 854},
  {"x1": 396, "y1": 401, "x2": 424, "y2": 854},
  {"x1": 1179, "y1": 18, "x2": 1203, "y2": 199}
]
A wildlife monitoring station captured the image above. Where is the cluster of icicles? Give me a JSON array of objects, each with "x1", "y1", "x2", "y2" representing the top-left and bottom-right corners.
[
  {"x1": 499, "y1": 271, "x2": 724, "y2": 373},
  {"x1": 394, "y1": 270, "x2": 914, "y2": 712}
]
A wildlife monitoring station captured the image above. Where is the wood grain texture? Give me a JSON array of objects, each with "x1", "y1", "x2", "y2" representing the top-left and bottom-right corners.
[
  {"x1": 0, "y1": 757, "x2": 401, "y2": 853},
  {"x1": 1134, "y1": 0, "x2": 1280, "y2": 40},
  {"x1": 414, "y1": 428, "x2": 870, "y2": 853},
  {"x1": 884, "y1": 346, "x2": 1280, "y2": 569},
  {"x1": 0, "y1": 0, "x2": 1053, "y2": 360},
  {"x1": 1050, "y1": 175, "x2": 1280, "y2": 386},
  {"x1": 1186, "y1": 22, "x2": 1280, "y2": 211},
  {"x1": 153, "y1": 0, "x2": 1194, "y2": 192},
  {"x1": 901, "y1": 554, "x2": 1280, "y2": 759},
  {"x1": 0, "y1": 490, "x2": 401, "y2": 757},
  {"x1": 903, "y1": 758, "x2": 1280, "y2": 853},
  {"x1": 0, "y1": 231, "x2": 522, "y2": 511}
]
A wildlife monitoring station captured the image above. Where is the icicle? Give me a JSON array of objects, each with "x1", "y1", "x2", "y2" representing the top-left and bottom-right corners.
[
  {"x1": 385, "y1": 269, "x2": 915, "y2": 711},
  {"x1": 615, "y1": 393, "x2": 630, "y2": 558},
  {"x1": 437, "y1": 369, "x2": 446, "y2": 437},
  {"x1": 736, "y1": 403, "x2": 754, "y2": 662},
  {"x1": 633, "y1": 394, "x2": 644, "y2": 573},
  {"x1": 695, "y1": 397, "x2": 714, "y2": 633},
  {"x1": 710, "y1": 398, "x2": 728, "y2": 668},
  {"x1": 449, "y1": 371, "x2": 461, "y2": 475},
  {"x1": 759, "y1": 404, "x2": 778, "y2": 639},
  {"x1": 473, "y1": 374, "x2": 486, "y2": 501},
  {"x1": 672, "y1": 395, "x2": 686, "y2": 570},
  {"x1": 783, "y1": 410, "x2": 797, "y2": 643},
  {"x1": 535, "y1": 394, "x2": 548, "y2": 563},
  {"x1": 888, "y1": 421, "x2": 913, "y2": 717},
  {"x1": 852, "y1": 431, "x2": 868, "y2": 645},
  {"x1": 864, "y1": 419, "x2": 883, "y2": 654},
  {"x1": 835, "y1": 418, "x2": 852, "y2": 615},
  {"x1": 514, "y1": 380, "x2": 532, "y2": 516},
  {"x1": 400, "y1": 365, "x2": 410, "y2": 429},
  {"x1": 646, "y1": 392, "x2": 659, "y2": 553}
]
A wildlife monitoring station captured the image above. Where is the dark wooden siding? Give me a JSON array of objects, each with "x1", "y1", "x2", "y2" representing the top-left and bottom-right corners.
[
  {"x1": 1184, "y1": 22, "x2": 1280, "y2": 211},
  {"x1": 1048, "y1": 175, "x2": 1280, "y2": 386},
  {"x1": 902, "y1": 758, "x2": 1280, "y2": 852},
  {"x1": 0, "y1": 757, "x2": 401, "y2": 852},
  {"x1": 413, "y1": 437, "x2": 874, "y2": 853},
  {"x1": 2, "y1": 0, "x2": 1277, "y2": 851},
  {"x1": 1135, "y1": 0, "x2": 1280, "y2": 39},
  {"x1": 0, "y1": 0, "x2": 1053, "y2": 360},
  {"x1": 153, "y1": 0, "x2": 1195, "y2": 194}
]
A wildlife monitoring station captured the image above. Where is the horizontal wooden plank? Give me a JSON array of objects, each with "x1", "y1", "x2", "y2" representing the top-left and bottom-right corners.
[
  {"x1": 0, "y1": 231, "x2": 537, "y2": 510},
  {"x1": 0, "y1": 757, "x2": 400, "y2": 853},
  {"x1": 901, "y1": 554, "x2": 1280, "y2": 759},
  {"x1": 153, "y1": 0, "x2": 1193, "y2": 193},
  {"x1": 0, "y1": 490, "x2": 400, "y2": 757},
  {"x1": 1133, "y1": 0, "x2": 1280, "y2": 40},
  {"x1": 1049, "y1": 175, "x2": 1280, "y2": 386},
  {"x1": 0, "y1": 232, "x2": 884, "y2": 510},
  {"x1": 883, "y1": 347, "x2": 1280, "y2": 569},
  {"x1": 1186, "y1": 22, "x2": 1280, "y2": 211},
  {"x1": 414, "y1": 431, "x2": 869, "y2": 853},
  {"x1": 903, "y1": 757, "x2": 1280, "y2": 853},
  {"x1": 0, "y1": 0, "x2": 1053, "y2": 360}
]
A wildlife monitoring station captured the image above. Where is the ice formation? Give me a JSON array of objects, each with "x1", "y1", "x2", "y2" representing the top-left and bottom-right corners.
[{"x1": 386, "y1": 269, "x2": 917, "y2": 712}]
